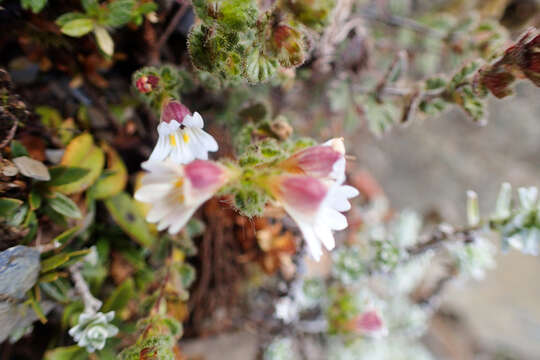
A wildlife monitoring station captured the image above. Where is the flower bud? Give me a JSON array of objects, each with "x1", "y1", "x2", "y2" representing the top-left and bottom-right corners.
[
  {"x1": 135, "y1": 75, "x2": 160, "y2": 94},
  {"x1": 271, "y1": 24, "x2": 306, "y2": 68},
  {"x1": 161, "y1": 100, "x2": 191, "y2": 124}
]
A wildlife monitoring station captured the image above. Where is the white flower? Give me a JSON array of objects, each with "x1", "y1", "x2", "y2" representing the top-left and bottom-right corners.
[
  {"x1": 135, "y1": 159, "x2": 229, "y2": 234},
  {"x1": 68, "y1": 311, "x2": 118, "y2": 353},
  {"x1": 269, "y1": 175, "x2": 359, "y2": 261},
  {"x1": 149, "y1": 100, "x2": 218, "y2": 164}
]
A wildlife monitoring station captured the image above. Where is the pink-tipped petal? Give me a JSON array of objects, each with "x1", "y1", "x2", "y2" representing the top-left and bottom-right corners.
[{"x1": 161, "y1": 100, "x2": 191, "y2": 124}]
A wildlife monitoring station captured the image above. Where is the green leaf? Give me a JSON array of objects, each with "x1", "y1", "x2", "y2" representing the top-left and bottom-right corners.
[
  {"x1": 53, "y1": 226, "x2": 80, "y2": 245},
  {"x1": 106, "y1": 0, "x2": 135, "y2": 27},
  {"x1": 178, "y1": 263, "x2": 196, "y2": 288},
  {"x1": 39, "y1": 271, "x2": 66, "y2": 283},
  {"x1": 48, "y1": 166, "x2": 91, "y2": 186},
  {"x1": 40, "y1": 253, "x2": 70, "y2": 273},
  {"x1": 0, "y1": 197, "x2": 23, "y2": 217},
  {"x1": 27, "y1": 289, "x2": 47, "y2": 323},
  {"x1": 56, "y1": 12, "x2": 88, "y2": 26},
  {"x1": 82, "y1": 0, "x2": 99, "y2": 14},
  {"x1": 104, "y1": 192, "x2": 156, "y2": 247},
  {"x1": 40, "y1": 280, "x2": 71, "y2": 303},
  {"x1": 90, "y1": 143, "x2": 127, "y2": 199},
  {"x1": 29, "y1": 189, "x2": 42, "y2": 210},
  {"x1": 21, "y1": 0, "x2": 47, "y2": 13},
  {"x1": 48, "y1": 193, "x2": 82, "y2": 219},
  {"x1": 36, "y1": 106, "x2": 63, "y2": 129},
  {"x1": 41, "y1": 249, "x2": 90, "y2": 273},
  {"x1": 102, "y1": 278, "x2": 135, "y2": 312},
  {"x1": 52, "y1": 133, "x2": 105, "y2": 195},
  {"x1": 11, "y1": 140, "x2": 29, "y2": 157},
  {"x1": 94, "y1": 26, "x2": 114, "y2": 56},
  {"x1": 62, "y1": 301, "x2": 84, "y2": 328},
  {"x1": 60, "y1": 18, "x2": 95, "y2": 37},
  {"x1": 44, "y1": 345, "x2": 87, "y2": 360}
]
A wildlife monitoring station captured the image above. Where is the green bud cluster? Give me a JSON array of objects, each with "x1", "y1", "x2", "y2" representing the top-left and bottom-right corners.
[
  {"x1": 132, "y1": 65, "x2": 194, "y2": 111},
  {"x1": 188, "y1": 0, "x2": 333, "y2": 83}
]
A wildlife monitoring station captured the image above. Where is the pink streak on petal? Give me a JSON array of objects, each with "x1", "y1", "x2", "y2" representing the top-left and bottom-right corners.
[
  {"x1": 184, "y1": 160, "x2": 224, "y2": 190},
  {"x1": 285, "y1": 146, "x2": 342, "y2": 178},
  {"x1": 279, "y1": 176, "x2": 327, "y2": 212}
]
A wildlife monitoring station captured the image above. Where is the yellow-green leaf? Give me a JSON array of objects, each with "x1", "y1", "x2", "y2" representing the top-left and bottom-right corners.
[
  {"x1": 60, "y1": 18, "x2": 95, "y2": 37},
  {"x1": 53, "y1": 226, "x2": 80, "y2": 245},
  {"x1": 39, "y1": 271, "x2": 66, "y2": 283},
  {"x1": 44, "y1": 345, "x2": 87, "y2": 360},
  {"x1": 104, "y1": 192, "x2": 156, "y2": 247},
  {"x1": 52, "y1": 133, "x2": 104, "y2": 194},
  {"x1": 90, "y1": 142, "x2": 127, "y2": 199}
]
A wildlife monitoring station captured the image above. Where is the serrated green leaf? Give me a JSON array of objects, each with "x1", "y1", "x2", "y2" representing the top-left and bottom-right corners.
[
  {"x1": 60, "y1": 18, "x2": 95, "y2": 37},
  {"x1": 0, "y1": 197, "x2": 23, "y2": 217},
  {"x1": 102, "y1": 278, "x2": 134, "y2": 313},
  {"x1": 106, "y1": 0, "x2": 135, "y2": 27},
  {"x1": 90, "y1": 143, "x2": 127, "y2": 199},
  {"x1": 48, "y1": 166, "x2": 91, "y2": 186},
  {"x1": 48, "y1": 193, "x2": 82, "y2": 219},
  {"x1": 21, "y1": 0, "x2": 47, "y2": 13},
  {"x1": 104, "y1": 192, "x2": 156, "y2": 247}
]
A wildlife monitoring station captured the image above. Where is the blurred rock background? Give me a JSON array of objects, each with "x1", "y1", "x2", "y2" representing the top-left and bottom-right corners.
[{"x1": 180, "y1": 83, "x2": 540, "y2": 360}]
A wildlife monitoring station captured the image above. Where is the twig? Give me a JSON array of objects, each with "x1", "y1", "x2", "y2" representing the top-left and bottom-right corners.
[
  {"x1": 150, "y1": 1, "x2": 190, "y2": 65},
  {"x1": 0, "y1": 117, "x2": 17, "y2": 149},
  {"x1": 359, "y1": 9, "x2": 445, "y2": 38},
  {"x1": 69, "y1": 264, "x2": 102, "y2": 313}
]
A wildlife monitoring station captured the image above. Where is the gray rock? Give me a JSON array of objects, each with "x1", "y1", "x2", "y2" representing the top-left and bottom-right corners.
[
  {"x1": 0, "y1": 301, "x2": 54, "y2": 343},
  {"x1": 0, "y1": 245, "x2": 40, "y2": 301}
]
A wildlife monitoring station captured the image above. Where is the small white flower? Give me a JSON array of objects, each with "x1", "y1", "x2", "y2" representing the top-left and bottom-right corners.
[
  {"x1": 269, "y1": 175, "x2": 359, "y2": 261},
  {"x1": 149, "y1": 100, "x2": 218, "y2": 164},
  {"x1": 68, "y1": 311, "x2": 118, "y2": 353},
  {"x1": 135, "y1": 159, "x2": 229, "y2": 234}
]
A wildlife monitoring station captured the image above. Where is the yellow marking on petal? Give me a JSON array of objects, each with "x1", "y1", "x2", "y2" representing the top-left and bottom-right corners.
[
  {"x1": 169, "y1": 134, "x2": 177, "y2": 146},
  {"x1": 174, "y1": 178, "x2": 184, "y2": 188},
  {"x1": 183, "y1": 133, "x2": 190, "y2": 143}
]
